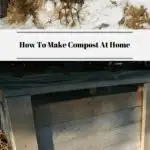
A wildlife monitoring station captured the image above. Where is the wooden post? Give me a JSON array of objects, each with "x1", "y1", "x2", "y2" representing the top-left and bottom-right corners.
[
  {"x1": 0, "y1": 0, "x2": 8, "y2": 18},
  {"x1": 32, "y1": 102, "x2": 54, "y2": 150},
  {"x1": 5, "y1": 95, "x2": 38, "y2": 150},
  {"x1": 0, "y1": 90, "x2": 4, "y2": 129},
  {"x1": 141, "y1": 83, "x2": 150, "y2": 150}
]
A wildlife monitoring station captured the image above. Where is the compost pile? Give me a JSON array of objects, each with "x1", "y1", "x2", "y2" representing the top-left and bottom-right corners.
[
  {"x1": 0, "y1": 130, "x2": 11, "y2": 150},
  {"x1": 6, "y1": 0, "x2": 44, "y2": 24},
  {"x1": 1, "y1": 0, "x2": 150, "y2": 29},
  {"x1": 119, "y1": 4, "x2": 150, "y2": 29},
  {"x1": 5, "y1": 0, "x2": 84, "y2": 28}
]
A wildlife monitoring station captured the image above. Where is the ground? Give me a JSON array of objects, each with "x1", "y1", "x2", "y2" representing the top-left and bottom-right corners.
[
  {"x1": 0, "y1": 130, "x2": 10, "y2": 150},
  {"x1": 0, "y1": 0, "x2": 150, "y2": 29}
]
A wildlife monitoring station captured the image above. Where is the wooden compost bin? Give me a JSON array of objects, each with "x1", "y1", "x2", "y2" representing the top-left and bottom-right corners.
[{"x1": 0, "y1": 70, "x2": 150, "y2": 150}]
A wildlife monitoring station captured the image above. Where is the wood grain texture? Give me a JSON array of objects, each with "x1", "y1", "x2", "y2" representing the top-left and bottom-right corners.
[
  {"x1": 5, "y1": 71, "x2": 150, "y2": 97},
  {"x1": 53, "y1": 123, "x2": 140, "y2": 150},
  {"x1": 4, "y1": 97, "x2": 16, "y2": 150},
  {"x1": 52, "y1": 107, "x2": 141, "y2": 143},
  {"x1": 50, "y1": 98, "x2": 93, "y2": 123},
  {"x1": 51, "y1": 91, "x2": 141, "y2": 150},
  {"x1": 91, "y1": 91, "x2": 142, "y2": 116},
  {"x1": 141, "y1": 83, "x2": 150, "y2": 150},
  {"x1": 50, "y1": 92, "x2": 141, "y2": 124},
  {"x1": 103, "y1": 140, "x2": 140, "y2": 150},
  {"x1": 6, "y1": 95, "x2": 38, "y2": 150}
]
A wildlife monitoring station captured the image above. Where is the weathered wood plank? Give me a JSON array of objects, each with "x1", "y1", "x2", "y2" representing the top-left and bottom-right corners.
[
  {"x1": 53, "y1": 123, "x2": 140, "y2": 150},
  {"x1": 141, "y1": 83, "x2": 150, "y2": 150},
  {"x1": 103, "y1": 140, "x2": 140, "y2": 150},
  {"x1": 50, "y1": 92, "x2": 141, "y2": 123},
  {"x1": 5, "y1": 73, "x2": 150, "y2": 97},
  {"x1": 52, "y1": 107, "x2": 141, "y2": 143},
  {"x1": 1, "y1": 70, "x2": 149, "y2": 85},
  {"x1": 6, "y1": 95, "x2": 38, "y2": 150},
  {"x1": 32, "y1": 84, "x2": 138, "y2": 103},
  {"x1": 0, "y1": 90, "x2": 4, "y2": 129},
  {"x1": 32, "y1": 104, "x2": 54, "y2": 150},
  {"x1": 50, "y1": 98, "x2": 93, "y2": 123},
  {"x1": 0, "y1": 90, "x2": 4, "y2": 102},
  {"x1": 92, "y1": 91, "x2": 141, "y2": 116},
  {"x1": 137, "y1": 85, "x2": 144, "y2": 149},
  {"x1": 51, "y1": 89, "x2": 141, "y2": 150},
  {"x1": 3, "y1": 97, "x2": 16, "y2": 150}
]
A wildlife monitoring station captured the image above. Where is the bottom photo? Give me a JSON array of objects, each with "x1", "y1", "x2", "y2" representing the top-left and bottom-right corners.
[{"x1": 0, "y1": 61, "x2": 150, "y2": 150}]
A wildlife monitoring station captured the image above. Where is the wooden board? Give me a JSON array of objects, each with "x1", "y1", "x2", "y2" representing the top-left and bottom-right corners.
[
  {"x1": 32, "y1": 104, "x2": 54, "y2": 150},
  {"x1": 52, "y1": 107, "x2": 141, "y2": 143},
  {"x1": 104, "y1": 140, "x2": 140, "y2": 150},
  {"x1": 141, "y1": 83, "x2": 150, "y2": 150},
  {"x1": 5, "y1": 71, "x2": 150, "y2": 97},
  {"x1": 50, "y1": 92, "x2": 141, "y2": 124},
  {"x1": 0, "y1": 90, "x2": 4, "y2": 129},
  {"x1": 6, "y1": 95, "x2": 38, "y2": 150},
  {"x1": 53, "y1": 123, "x2": 140, "y2": 150},
  {"x1": 51, "y1": 90, "x2": 142, "y2": 150}
]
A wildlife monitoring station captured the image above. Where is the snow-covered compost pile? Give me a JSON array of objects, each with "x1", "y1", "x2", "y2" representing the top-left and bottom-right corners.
[
  {"x1": 0, "y1": 130, "x2": 11, "y2": 150},
  {"x1": 119, "y1": 1, "x2": 150, "y2": 29},
  {"x1": 0, "y1": 0, "x2": 150, "y2": 29}
]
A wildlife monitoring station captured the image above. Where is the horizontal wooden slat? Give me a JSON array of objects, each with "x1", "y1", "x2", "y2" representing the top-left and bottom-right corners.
[
  {"x1": 50, "y1": 88, "x2": 141, "y2": 150},
  {"x1": 5, "y1": 70, "x2": 149, "y2": 97},
  {"x1": 50, "y1": 92, "x2": 141, "y2": 123},
  {"x1": 90, "y1": 107, "x2": 141, "y2": 131},
  {"x1": 52, "y1": 107, "x2": 140, "y2": 143},
  {"x1": 53, "y1": 123, "x2": 140, "y2": 150},
  {"x1": 92, "y1": 91, "x2": 141, "y2": 116},
  {"x1": 50, "y1": 98, "x2": 93, "y2": 123},
  {"x1": 32, "y1": 84, "x2": 138, "y2": 103},
  {"x1": 103, "y1": 140, "x2": 140, "y2": 150}
]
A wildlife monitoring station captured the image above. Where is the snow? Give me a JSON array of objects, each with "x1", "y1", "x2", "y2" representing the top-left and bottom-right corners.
[
  {"x1": 127, "y1": 0, "x2": 150, "y2": 10},
  {"x1": 142, "y1": 23, "x2": 150, "y2": 29},
  {"x1": 0, "y1": 0, "x2": 150, "y2": 29}
]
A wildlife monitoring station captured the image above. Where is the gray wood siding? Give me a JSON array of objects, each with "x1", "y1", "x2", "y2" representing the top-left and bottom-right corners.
[{"x1": 51, "y1": 91, "x2": 142, "y2": 150}]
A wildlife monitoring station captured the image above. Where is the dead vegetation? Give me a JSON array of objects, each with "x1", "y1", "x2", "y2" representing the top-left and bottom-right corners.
[
  {"x1": 4, "y1": 0, "x2": 84, "y2": 28},
  {"x1": 5, "y1": 0, "x2": 44, "y2": 24},
  {"x1": 0, "y1": 130, "x2": 11, "y2": 150},
  {"x1": 6, "y1": 0, "x2": 150, "y2": 29},
  {"x1": 58, "y1": 0, "x2": 84, "y2": 27},
  {"x1": 119, "y1": 3, "x2": 150, "y2": 29}
]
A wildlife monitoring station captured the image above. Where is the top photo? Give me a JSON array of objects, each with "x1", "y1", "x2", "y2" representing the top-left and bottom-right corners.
[{"x1": 0, "y1": 0, "x2": 150, "y2": 29}]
